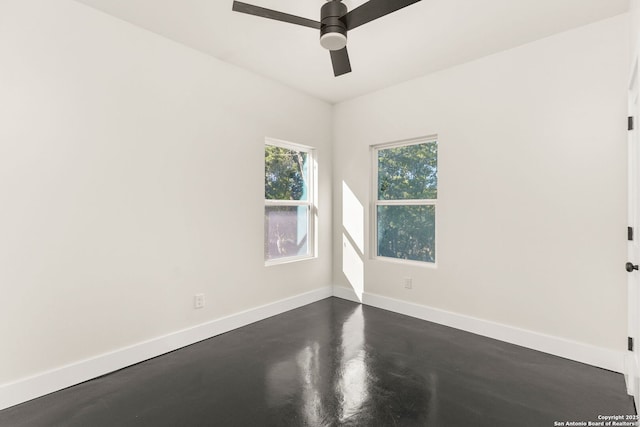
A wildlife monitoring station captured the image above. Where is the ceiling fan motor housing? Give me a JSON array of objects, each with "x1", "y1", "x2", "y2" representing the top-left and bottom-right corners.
[{"x1": 320, "y1": 0, "x2": 347, "y2": 50}]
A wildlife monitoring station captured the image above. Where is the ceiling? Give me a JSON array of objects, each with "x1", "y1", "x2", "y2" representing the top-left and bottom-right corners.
[{"x1": 73, "y1": 0, "x2": 629, "y2": 104}]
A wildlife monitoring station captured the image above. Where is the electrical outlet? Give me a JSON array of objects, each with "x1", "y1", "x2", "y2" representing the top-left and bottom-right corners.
[
  {"x1": 404, "y1": 277, "x2": 412, "y2": 289},
  {"x1": 194, "y1": 293, "x2": 205, "y2": 309}
]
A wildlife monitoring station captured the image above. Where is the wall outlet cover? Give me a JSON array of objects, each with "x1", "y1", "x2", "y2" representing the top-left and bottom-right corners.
[{"x1": 194, "y1": 293, "x2": 205, "y2": 309}]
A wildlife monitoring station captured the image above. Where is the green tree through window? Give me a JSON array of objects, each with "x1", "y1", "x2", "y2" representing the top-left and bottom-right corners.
[
  {"x1": 264, "y1": 141, "x2": 314, "y2": 263},
  {"x1": 375, "y1": 139, "x2": 438, "y2": 263},
  {"x1": 265, "y1": 146, "x2": 307, "y2": 201}
]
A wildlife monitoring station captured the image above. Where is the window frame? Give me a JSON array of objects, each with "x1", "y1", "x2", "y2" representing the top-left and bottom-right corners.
[
  {"x1": 264, "y1": 137, "x2": 316, "y2": 266},
  {"x1": 371, "y1": 135, "x2": 438, "y2": 267}
]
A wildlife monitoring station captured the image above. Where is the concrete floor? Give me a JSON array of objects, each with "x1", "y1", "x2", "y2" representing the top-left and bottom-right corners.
[{"x1": 0, "y1": 297, "x2": 635, "y2": 426}]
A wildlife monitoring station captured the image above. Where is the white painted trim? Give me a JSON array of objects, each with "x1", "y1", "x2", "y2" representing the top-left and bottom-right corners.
[
  {"x1": 0, "y1": 286, "x2": 333, "y2": 411},
  {"x1": 370, "y1": 138, "x2": 439, "y2": 267},
  {"x1": 627, "y1": 44, "x2": 640, "y2": 401},
  {"x1": 332, "y1": 288, "x2": 625, "y2": 373},
  {"x1": 625, "y1": 352, "x2": 638, "y2": 396},
  {"x1": 264, "y1": 138, "x2": 317, "y2": 266},
  {"x1": 2, "y1": 285, "x2": 625, "y2": 411},
  {"x1": 371, "y1": 134, "x2": 438, "y2": 150}
]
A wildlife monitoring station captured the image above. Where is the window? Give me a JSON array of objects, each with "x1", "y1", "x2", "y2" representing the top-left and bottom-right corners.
[
  {"x1": 264, "y1": 139, "x2": 315, "y2": 264},
  {"x1": 373, "y1": 137, "x2": 438, "y2": 264}
]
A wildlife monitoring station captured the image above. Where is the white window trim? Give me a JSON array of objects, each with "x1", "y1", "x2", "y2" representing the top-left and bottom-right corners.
[
  {"x1": 371, "y1": 135, "x2": 438, "y2": 267},
  {"x1": 265, "y1": 137, "x2": 317, "y2": 266}
]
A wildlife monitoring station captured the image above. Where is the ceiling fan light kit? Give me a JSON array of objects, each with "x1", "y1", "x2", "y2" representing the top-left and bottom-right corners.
[
  {"x1": 320, "y1": 0, "x2": 347, "y2": 51},
  {"x1": 320, "y1": 32, "x2": 347, "y2": 51},
  {"x1": 231, "y1": 0, "x2": 422, "y2": 77}
]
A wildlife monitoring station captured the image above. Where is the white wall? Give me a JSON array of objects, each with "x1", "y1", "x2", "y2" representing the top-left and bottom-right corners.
[
  {"x1": 631, "y1": 0, "x2": 640, "y2": 63},
  {"x1": 0, "y1": 0, "x2": 630, "y2": 398},
  {"x1": 333, "y1": 14, "x2": 629, "y2": 351},
  {"x1": 0, "y1": 0, "x2": 332, "y2": 385}
]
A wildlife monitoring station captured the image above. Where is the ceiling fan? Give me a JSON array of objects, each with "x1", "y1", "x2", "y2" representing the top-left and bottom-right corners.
[{"x1": 232, "y1": 0, "x2": 422, "y2": 77}]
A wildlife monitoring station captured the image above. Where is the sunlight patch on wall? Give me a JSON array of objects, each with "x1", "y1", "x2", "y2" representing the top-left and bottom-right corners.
[
  {"x1": 342, "y1": 181, "x2": 365, "y2": 301},
  {"x1": 342, "y1": 181, "x2": 364, "y2": 253},
  {"x1": 342, "y1": 234, "x2": 363, "y2": 300}
]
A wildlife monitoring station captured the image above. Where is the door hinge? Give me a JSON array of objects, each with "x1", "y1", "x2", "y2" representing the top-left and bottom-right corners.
[
  {"x1": 629, "y1": 116, "x2": 635, "y2": 131},
  {"x1": 629, "y1": 337, "x2": 634, "y2": 352},
  {"x1": 629, "y1": 226, "x2": 634, "y2": 241}
]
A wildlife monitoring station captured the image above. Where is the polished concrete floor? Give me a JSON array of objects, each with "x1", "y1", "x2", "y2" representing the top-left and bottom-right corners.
[{"x1": 0, "y1": 297, "x2": 635, "y2": 426}]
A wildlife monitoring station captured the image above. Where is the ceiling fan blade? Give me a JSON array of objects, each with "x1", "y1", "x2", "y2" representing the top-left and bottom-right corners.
[
  {"x1": 232, "y1": 1, "x2": 321, "y2": 30},
  {"x1": 330, "y1": 47, "x2": 352, "y2": 77},
  {"x1": 342, "y1": 0, "x2": 422, "y2": 31}
]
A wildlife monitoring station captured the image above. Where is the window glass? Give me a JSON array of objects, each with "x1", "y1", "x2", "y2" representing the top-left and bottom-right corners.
[
  {"x1": 374, "y1": 139, "x2": 438, "y2": 264},
  {"x1": 264, "y1": 206, "x2": 309, "y2": 260},
  {"x1": 378, "y1": 142, "x2": 437, "y2": 200},
  {"x1": 264, "y1": 141, "x2": 314, "y2": 263},
  {"x1": 377, "y1": 205, "x2": 435, "y2": 263},
  {"x1": 265, "y1": 146, "x2": 308, "y2": 201}
]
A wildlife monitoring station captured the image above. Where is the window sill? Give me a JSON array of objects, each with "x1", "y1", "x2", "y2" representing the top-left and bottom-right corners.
[
  {"x1": 265, "y1": 255, "x2": 316, "y2": 267},
  {"x1": 373, "y1": 256, "x2": 437, "y2": 269}
]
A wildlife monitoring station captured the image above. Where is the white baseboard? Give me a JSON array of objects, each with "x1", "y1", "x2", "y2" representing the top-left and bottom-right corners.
[
  {"x1": 333, "y1": 287, "x2": 625, "y2": 373},
  {"x1": 1, "y1": 285, "x2": 626, "y2": 411},
  {"x1": 626, "y1": 352, "x2": 639, "y2": 398},
  {"x1": 0, "y1": 286, "x2": 333, "y2": 411}
]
